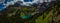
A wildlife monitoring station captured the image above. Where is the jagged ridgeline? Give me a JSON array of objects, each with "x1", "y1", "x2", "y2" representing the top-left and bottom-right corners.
[{"x1": 34, "y1": 1, "x2": 59, "y2": 23}]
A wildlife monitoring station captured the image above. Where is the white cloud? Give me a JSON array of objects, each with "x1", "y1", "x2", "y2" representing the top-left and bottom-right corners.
[{"x1": 3, "y1": 0, "x2": 52, "y2": 8}]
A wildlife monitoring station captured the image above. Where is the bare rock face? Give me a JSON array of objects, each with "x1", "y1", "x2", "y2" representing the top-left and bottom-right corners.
[{"x1": 0, "y1": 0, "x2": 58, "y2": 23}]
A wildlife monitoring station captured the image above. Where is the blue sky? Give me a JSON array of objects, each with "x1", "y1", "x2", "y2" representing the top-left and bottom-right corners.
[
  {"x1": 0, "y1": 0, "x2": 52, "y2": 11},
  {"x1": 24, "y1": 0, "x2": 33, "y2": 2},
  {"x1": 0, "y1": 0, "x2": 13, "y2": 11}
]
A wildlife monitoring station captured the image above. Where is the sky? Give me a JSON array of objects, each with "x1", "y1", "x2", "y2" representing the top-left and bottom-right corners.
[{"x1": 0, "y1": 0, "x2": 52, "y2": 11}]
